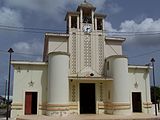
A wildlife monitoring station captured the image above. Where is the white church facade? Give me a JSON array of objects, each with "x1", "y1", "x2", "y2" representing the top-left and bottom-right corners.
[{"x1": 11, "y1": 1, "x2": 153, "y2": 117}]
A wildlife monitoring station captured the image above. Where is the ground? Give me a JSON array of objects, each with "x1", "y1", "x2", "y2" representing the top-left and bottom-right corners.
[{"x1": 0, "y1": 113, "x2": 159, "y2": 120}]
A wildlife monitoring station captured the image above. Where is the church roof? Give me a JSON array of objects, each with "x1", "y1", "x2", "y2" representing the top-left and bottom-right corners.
[
  {"x1": 65, "y1": 11, "x2": 80, "y2": 20},
  {"x1": 77, "y1": 0, "x2": 96, "y2": 11},
  {"x1": 105, "y1": 37, "x2": 126, "y2": 42},
  {"x1": 95, "y1": 13, "x2": 107, "y2": 18}
]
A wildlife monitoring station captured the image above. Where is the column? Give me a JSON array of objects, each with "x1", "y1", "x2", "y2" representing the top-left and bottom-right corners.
[{"x1": 47, "y1": 52, "x2": 69, "y2": 116}]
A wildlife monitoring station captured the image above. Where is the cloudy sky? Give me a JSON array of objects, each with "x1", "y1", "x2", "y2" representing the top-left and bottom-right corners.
[{"x1": 0, "y1": 0, "x2": 160, "y2": 95}]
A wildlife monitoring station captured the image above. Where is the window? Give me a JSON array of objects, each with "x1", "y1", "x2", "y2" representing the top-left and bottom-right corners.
[
  {"x1": 83, "y1": 9, "x2": 92, "y2": 23},
  {"x1": 107, "y1": 61, "x2": 109, "y2": 70},
  {"x1": 108, "y1": 90, "x2": 110, "y2": 100},
  {"x1": 71, "y1": 16, "x2": 77, "y2": 28},
  {"x1": 97, "y1": 18, "x2": 103, "y2": 30}
]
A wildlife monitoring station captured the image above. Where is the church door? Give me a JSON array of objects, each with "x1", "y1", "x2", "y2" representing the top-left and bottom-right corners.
[
  {"x1": 25, "y1": 92, "x2": 38, "y2": 115},
  {"x1": 80, "y1": 83, "x2": 96, "y2": 114},
  {"x1": 132, "y1": 92, "x2": 142, "y2": 112}
]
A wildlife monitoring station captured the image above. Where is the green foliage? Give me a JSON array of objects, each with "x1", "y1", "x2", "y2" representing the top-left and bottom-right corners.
[
  {"x1": 0, "y1": 103, "x2": 7, "y2": 109},
  {"x1": 151, "y1": 86, "x2": 160, "y2": 103}
]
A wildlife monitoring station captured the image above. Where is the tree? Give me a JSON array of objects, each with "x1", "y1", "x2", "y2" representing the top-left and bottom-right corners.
[{"x1": 150, "y1": 86, "x2": 160, "y2": 103}]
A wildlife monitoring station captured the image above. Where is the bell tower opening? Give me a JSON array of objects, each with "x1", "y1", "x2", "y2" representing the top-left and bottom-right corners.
[
  {"x1": 97, "y1": 18, "x2": 103, "y2": 30},
  {"x1": 83, "y1": 8, "x2": 92, "y2": 23},
  {"x1": 71, "y1": 16, "x2": 77, "y2": 28}
]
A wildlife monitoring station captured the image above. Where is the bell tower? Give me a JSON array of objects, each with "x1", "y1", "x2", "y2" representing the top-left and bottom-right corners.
[
  {"x1": 65, "y1": 0, "x2": 106, "y2": 33},
  {"x1": 65, "y1": 1, "x2": 106, "y2": 76},
  {"x1": 77, "y1": 0, "x2": 95, "y2": 34}
]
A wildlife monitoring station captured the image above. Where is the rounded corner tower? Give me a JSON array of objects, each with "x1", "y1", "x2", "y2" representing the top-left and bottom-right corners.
[
  {"x1": 106, "y1": 55, "x2": 131, "y2": 115},
  {"x1": 47, "y1": 51, "x2": 70, "y2": 116}
]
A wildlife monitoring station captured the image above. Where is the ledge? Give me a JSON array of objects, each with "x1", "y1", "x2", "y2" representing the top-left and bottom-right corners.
[{"x1": 11, "y1": 61, "x2": 47, "y2": 66}]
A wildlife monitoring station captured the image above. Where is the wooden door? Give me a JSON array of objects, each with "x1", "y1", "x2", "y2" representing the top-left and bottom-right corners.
[
  {"x1": 25, "y1": 92, "x2": 37, "y2": 114},
  {"x1": 25, "y1": 92, "x2": 32, "y2": 114},
  {"x1": 132, "y1": 92, "x2": 142, "y2": 112}
]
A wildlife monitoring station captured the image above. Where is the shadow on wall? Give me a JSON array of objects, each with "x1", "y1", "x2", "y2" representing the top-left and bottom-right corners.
[{"x1": 41, "y1": 66, "x2": 48, "y2": 115}]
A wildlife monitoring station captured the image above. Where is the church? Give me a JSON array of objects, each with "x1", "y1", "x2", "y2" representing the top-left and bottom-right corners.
[{"x1": 11, "y1": 1, "x2": 153, "y2": 117}]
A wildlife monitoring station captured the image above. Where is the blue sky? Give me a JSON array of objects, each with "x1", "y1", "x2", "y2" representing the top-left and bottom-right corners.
[{"x1": 0, "y1": 0, "x2": 160, "y2": 95}]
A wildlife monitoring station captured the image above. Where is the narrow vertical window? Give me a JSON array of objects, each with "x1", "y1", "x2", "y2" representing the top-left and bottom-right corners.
[
  {"x1": 83, "y1": 9, "x2": 92, "y2": 23},
  {"x1": 71, "y1": 16, "x2": 77, "y2": 28},
  {"x1": 107, "y1": 61, "x2": 109, "y2": 70},
  {"x1": 108, "y1": 90, "x2": 110, "y2": 100},
  {"x1": 97, "y1": 18, "x2": 103, "y2": 30}
]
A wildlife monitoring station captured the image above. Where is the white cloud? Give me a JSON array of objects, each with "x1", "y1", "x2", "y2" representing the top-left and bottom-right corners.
[
  {"x1": 5, "y1": 0, "x2": 106, "y2": 16},
  {"x1": 13, "y1": 42, "x2": 30, "y2": 54},
  {"x1": 4, "y1": 0, "x2": 108, "y2": 25},
  {"x1": 119, "y1": 18, "x2": 160, "y2": 32},
  {"x1": 12, "y1": 41, "x2": 43, "y2": 60},
  {"x1": 0, "y1": 7, "x2": 23, "y2": 27},
  {"x1": 5, "y1": 0, "x2": 68, "y2": 16},
  {"x1": 105, "y1": 21, "x2": 117, "y2": 33},
  {"x1": 105, "y1": 18, "x2": 160, "y2": 46}
]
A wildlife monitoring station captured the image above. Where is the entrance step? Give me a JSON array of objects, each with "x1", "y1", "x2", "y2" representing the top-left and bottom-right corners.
[{"x1": 15, "y1": 114, "x2": 160, "y2": 120}]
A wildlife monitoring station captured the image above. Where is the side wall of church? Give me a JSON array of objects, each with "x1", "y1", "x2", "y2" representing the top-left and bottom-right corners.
[
  {"x1": 11, "y1": 63, "x2": 48, "y2": 117},
  {"x1": 128, "y1": 67, "x2": 152, "y2": 114}
]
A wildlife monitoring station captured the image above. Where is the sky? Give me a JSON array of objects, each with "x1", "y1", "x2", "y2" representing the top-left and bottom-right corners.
[{"x1": 0, "y1": 0, "x2": 160, "y2": 95}]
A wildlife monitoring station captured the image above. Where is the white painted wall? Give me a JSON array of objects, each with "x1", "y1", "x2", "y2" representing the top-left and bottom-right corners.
[
  {"x1": 128, "y1": 67, "x2": 152, "y2": 114},
  {"x1": 48, "y1": 37, "x2": 68, "y2": 54},
  {"x1": 48, "y1": 52, "x2": 69, "y2": 104},
  {"x1": 106, "y1": 56, "x2": 131, "y2": 115},
  {"x1": 11, "y1": 62, "x2": 48, "y2": 117},
  {"x1": 108, "y1": 56, "x2": 130, "y2": 102},
  {"x1": 104, "y1": 40, "x2": 123, "y2": 58}
]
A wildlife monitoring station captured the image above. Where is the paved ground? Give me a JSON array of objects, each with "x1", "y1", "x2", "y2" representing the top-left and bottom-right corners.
[
  {"x1": 6, "y1": 113, "x2": 160, "y2": 120},
  {"x1": 1, "y1": 113, "x2": 160, "y2": 120}
]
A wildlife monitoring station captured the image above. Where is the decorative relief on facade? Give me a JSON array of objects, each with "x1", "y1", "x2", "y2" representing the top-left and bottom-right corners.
[
  {"x1": 71, "y1": 33, "x2": 76, "y2": 73},
  {"x1": 28, "y1": 80, "x2": 34, "y2": 87},
  {"x1": 98, "y1": 35, "x2": 104, "y2": 74},
  {"x1": 84, "y1": 35, "x2": 91, "y2": 67}
]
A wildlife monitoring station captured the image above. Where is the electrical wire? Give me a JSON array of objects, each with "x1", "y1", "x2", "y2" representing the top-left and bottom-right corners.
[
  {"x1": 128, "y1": 49, "x2": 160, "y2": 59},
  {"x1": 1, "y1": 46, "x2": 160, "y2": 60},
  {"x1": 1, "y1": 24, "x2": 160, "y2": 36},
  {"x1": 0, "y1": 24, "x2": 63, "y2": 31},
  {"x1": 0, "y1": 49, "x2": 42, "y2": 57},
  {"x1": 0, "y1": 23, "x2": 160, "y2": 59}
]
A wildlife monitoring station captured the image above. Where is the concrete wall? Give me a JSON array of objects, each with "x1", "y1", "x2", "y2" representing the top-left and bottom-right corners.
[
  {"x1": 47, "y1": 52, "x2": 69, "y2": 116},
  {"x1": 128, "y1": 66, "x2": 152, "y2": 114},
  {"x1": 11, "y1": 62, "x2": 48, "y2": 117},
  {"x1": 48, "y1": 37, "x2": 68, "y2": 54},
  {"x1": 104, "y1": 40, "x2": 123, "y2": 58},
  {"x1": 106, "y1": 55, "x2": 131, "y2": 115}
]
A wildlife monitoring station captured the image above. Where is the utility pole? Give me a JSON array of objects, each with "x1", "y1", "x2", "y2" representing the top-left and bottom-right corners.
[
  {"x1": 6, "y1": 48, "x2": 14, "y2": 120},
  {"x1": 4, "y1": 80, "x2": 7, "y2": 103},
  {"x1": 151, "y1": 58, "x2": 157, "y2": 116}
]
